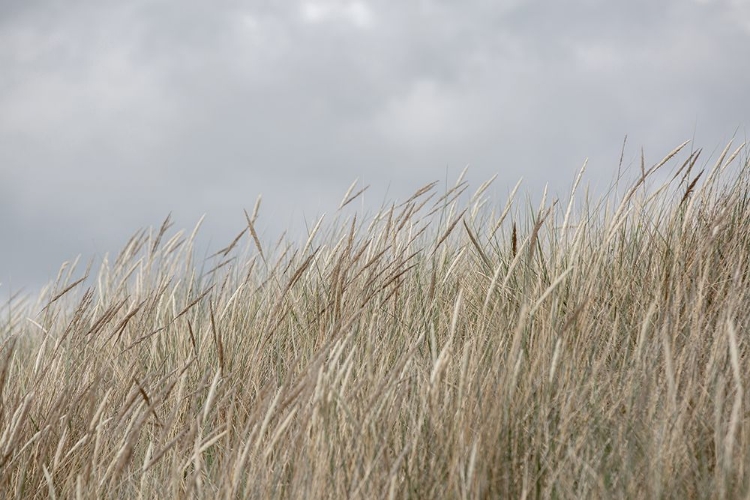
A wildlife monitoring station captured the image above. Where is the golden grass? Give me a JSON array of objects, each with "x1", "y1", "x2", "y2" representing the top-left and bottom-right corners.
[{"x1": 2, "y1": 141, "x2": 750, "y2": 498}]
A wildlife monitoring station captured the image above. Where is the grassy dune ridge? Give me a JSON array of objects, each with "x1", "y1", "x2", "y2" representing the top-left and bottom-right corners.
[{"x1": 2, "y1": 141, "x2": 750, "y2": 498}]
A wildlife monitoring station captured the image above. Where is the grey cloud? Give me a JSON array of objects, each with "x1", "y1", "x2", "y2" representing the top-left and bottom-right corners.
[{"x1": 1, "y1": 0, "x2": 748, "y2": 292}]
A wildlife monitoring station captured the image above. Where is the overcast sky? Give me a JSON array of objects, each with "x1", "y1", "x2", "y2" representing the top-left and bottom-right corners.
[{"x1": 1, "y1": 0, "x2": 749, "y2": 294}]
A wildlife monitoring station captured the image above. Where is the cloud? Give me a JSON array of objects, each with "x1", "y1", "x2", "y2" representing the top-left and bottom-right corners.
[
  {"x1": 300, "y1": 0, "x2": 374, "y2": 28},
  {"x1": 1, "y1": 0, "x2": 748, "y2": 291}
]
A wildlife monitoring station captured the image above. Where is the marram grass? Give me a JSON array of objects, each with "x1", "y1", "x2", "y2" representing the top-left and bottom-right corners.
[{"x1": 2, "y1": 141, "x2": 750, "y2": 499}]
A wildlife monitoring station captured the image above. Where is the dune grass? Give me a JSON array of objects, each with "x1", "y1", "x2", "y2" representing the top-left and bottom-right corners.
[{"x1": 2, "y1": 141, "x2": 750, "y2": 498}]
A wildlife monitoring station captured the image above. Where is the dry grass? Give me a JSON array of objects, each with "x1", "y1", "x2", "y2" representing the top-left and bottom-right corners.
[{"x1": 2, "y1": 141, "x2": 750, "y2": 498}]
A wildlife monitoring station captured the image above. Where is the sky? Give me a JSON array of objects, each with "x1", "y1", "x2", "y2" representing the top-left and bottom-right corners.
[{"x1": 1, "y1": 0, "x2": 749, "y2": 295}]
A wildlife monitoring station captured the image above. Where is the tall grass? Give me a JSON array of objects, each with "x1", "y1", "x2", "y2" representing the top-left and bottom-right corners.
[{"x1": 2, "y1": 141, "x2": 749, "y2": 498}]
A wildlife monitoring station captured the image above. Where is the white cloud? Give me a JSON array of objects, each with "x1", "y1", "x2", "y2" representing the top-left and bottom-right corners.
[
  {"x1": 300, "y1": 0, "x2": 373, "y2": 28},
  {"x1": 572, "y1": 43, "x2": 624, "y2": 74},
  {"x1": 374, "y1": 79, "x2": 482, "y2": 149},
  {"x1": 377, "y1": 80, "x2": 452, "y2": 146}
]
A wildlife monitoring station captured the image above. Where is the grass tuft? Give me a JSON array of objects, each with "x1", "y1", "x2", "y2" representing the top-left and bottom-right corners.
[{"x1": 2, "y1": 142, "x2": 750, "y2": 498}]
